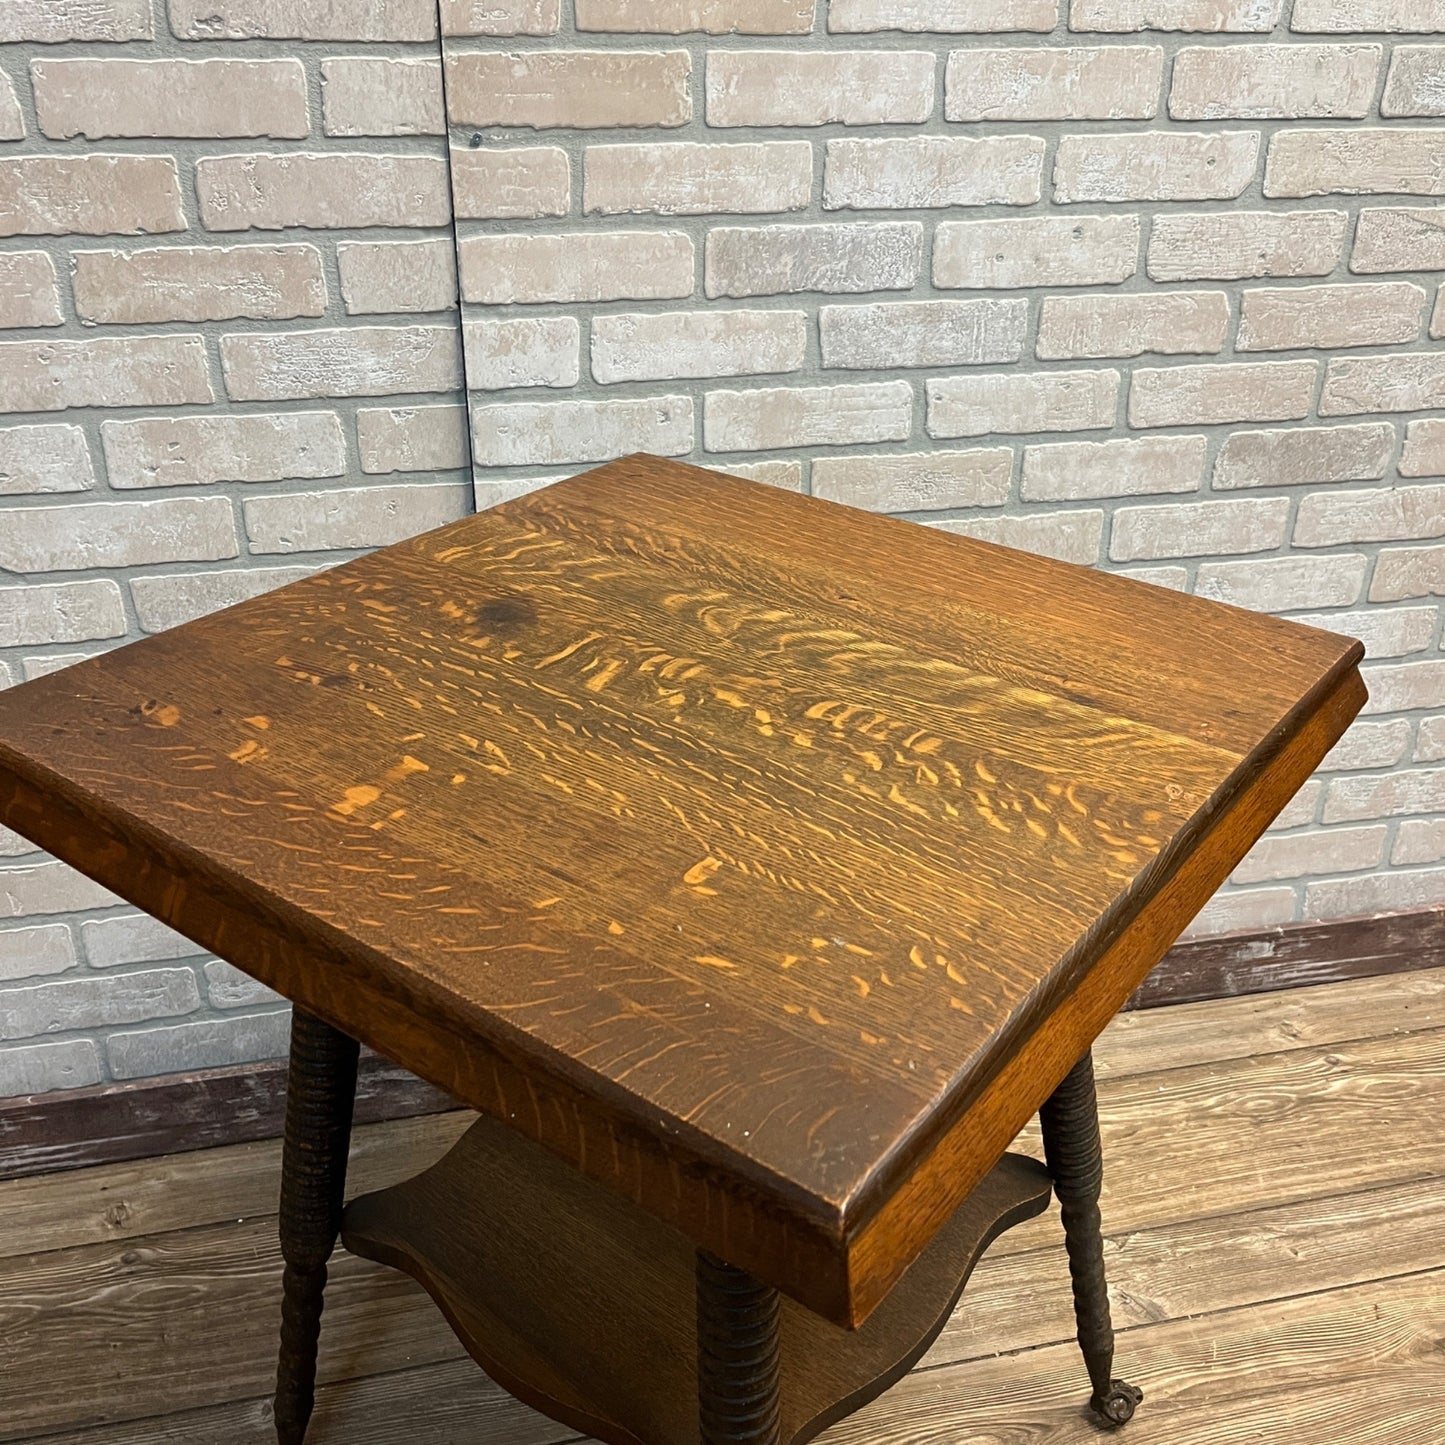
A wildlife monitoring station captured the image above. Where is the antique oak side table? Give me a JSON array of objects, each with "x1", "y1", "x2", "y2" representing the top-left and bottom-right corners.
[{"x1": 0, "y1": 457, "x2": 1364, "y2": 1444}]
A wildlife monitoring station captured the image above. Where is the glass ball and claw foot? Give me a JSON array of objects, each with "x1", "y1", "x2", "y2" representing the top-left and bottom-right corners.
[
  {"x1": 0, "y1": 456, "x2": 1364, "y2": 1443},
  {"x1": 1040, "y1": 1051, "x2": 1144, "y2": 1429},
  {"x1": 272, "y1": 1012, "x2": 1140, "y2": 1444},
  {"x1": 689, "y1": 1047, "x2": 1151, "y2": 1439}
]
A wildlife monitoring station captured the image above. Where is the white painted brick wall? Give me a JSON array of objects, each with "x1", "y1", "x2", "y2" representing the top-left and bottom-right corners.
[
  {"x1": 2, "y1": 0, "x2": 1445, "y2": 1098},
  {"x1": 31, "y1": 58, "x2": 312, "y2": 139},
  {"x1": 936, "y1": 214, "x2": 1141, "y2": 289},
  {"x1": 0, "y1": 0, "x2": 469, "y2": 1096},
  {"x1": 444, "y1": 4, "x2": 1445, "y2": 965},
  {"x1": 70, "y1": 243, "x2": 329, "y2": 326},
  {"x1": 824, "y1": 135, "x2": 1045, "y2": 209}
]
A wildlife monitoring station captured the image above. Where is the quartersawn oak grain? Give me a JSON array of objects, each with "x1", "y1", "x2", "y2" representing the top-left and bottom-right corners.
[
  {"x1": 7, "y1": 964, "x2": 1440, "y2": 1265},
  {"x1": 0, "y1": 454, "x2": 1365, "y2": 1326},
  {"x1": 4, "y1": 906, "x2": 1439, "y2": 1185}
]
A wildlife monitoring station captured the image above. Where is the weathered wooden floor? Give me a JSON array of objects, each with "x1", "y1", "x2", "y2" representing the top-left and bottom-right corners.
[{"x1": 2, "y1": 967, "x2": 1442, "y2": 1444}]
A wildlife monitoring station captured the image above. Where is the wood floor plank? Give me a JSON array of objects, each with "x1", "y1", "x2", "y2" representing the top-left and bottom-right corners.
[
  {"x1": 15, "y1": 1175, "x2": 1440, "y2": 1443},
  {"x1": 7, "y1": 970, "x2": 1440, "y2": 1265},
  {"x1": 0, "y1": 1220, "x2": 462, "y2": 1442},
  {"x1": 33, "y1": 1267, "x2": 1445, "y2": 1445},
  {"x1": 825, "y1": 1270, "x2": 1445, "y2": 1445},
  {"x1": 1086, "y1": 1025, "x2": 1445, "y2": 1230},
  {"x1": 1038, "y1": 1021, "x2": 1445, "y2": 1256},
  {"x1": 17, "y1": 1359, "x2": 561, "y2": 1445},
  {"x1": 1092, "y1": 964, "x2": 1445, "y2": 1079},
  {"x1": 924, "y1": 1174, "x2": 1445, "y2": 1369},
  {"x1": 6, "y1": 1114, "x2": 1441, "y2": 1440},
  {"x1": 6, "y1": 1028, "x2": 1443, "y2": 1440},
  {"x1": 0, "y1": 1111, "x2": 474, "y2": 1263},
  {"x1": 998, "y1": 1020, "x2": 1445, "y2": 1258},
  {"x1": 8, "y1": 998, "x2": 1445, "y2": 1443}
]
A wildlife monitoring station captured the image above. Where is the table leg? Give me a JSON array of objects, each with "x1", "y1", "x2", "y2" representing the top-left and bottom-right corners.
[
  {"x1": 696, "y1": 1249, "x2": 783, "y2": 1445},
  {"x1": 1039, "y1": 1050, "x2": 1143, "y2": 1429},
  {"x1": 274, "y1": 1009, "x2": 360, "y2": 1445}
]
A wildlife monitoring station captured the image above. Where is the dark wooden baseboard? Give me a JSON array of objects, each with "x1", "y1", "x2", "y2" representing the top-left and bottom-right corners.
[
  {"x1": 1123, "y1": 905, "x2": 1445, "y2": 1010},
  {"x1": 0, "y1": 1052, "x2": 454, "y2": 1182},
  {"x1": 2, "y1": 905, "x2": 1440, "y2": 1183}
]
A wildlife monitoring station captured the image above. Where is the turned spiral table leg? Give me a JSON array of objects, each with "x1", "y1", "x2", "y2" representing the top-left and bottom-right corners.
[
  {"x1": 697, "y1": 1249, "x2": 783, "y2": 1445},
  {"x1": 1039, "y1": 1050, "x2": 1143, "y2": 1429},
  {"x1": 274, "y1": 1009, "x2": 360, "y2": 1445}
]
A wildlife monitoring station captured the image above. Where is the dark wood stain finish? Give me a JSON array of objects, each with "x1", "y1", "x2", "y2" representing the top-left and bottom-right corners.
[
  {"x1": 2, "y1": 976, "x2": 1438, "y2": 1445},
  {"x1": 1038, "y1": 1050, "x2": 1141, "y2": 1426},
  {"x1": 696, "y1": 1249, "x2": 784, "y2": 1445},
  {"x1": 0, "y1": 455, "x2": 1365, "y2": 1326},
  {"x1": 4, "y1": 906, "x2": 1438, "y2": 1185},
  {"x1": 339, "y1": 1108, "x2": 1052, "y2": 1445},
  {"x1": 275, "y1": 1010, "x2": 360, "y2": 1445}
]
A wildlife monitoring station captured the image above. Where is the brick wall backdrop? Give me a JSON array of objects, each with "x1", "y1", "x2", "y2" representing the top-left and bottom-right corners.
[
  {"x1": 2, "y1": 0, "x2": 1443, "y2": 1098},
  {"x1": 443, "y1": 6, "x2": 1445, "y2": 940},
  {"x1": 0, "y1": 0, "x2": 470, "y2": 1096}
]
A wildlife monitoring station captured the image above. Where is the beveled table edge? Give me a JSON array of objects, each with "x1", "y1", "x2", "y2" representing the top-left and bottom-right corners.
[
  {"x1": 0, "y1": 512, "x2": 1367, "y2": 1327},
  {"x1": 836, "y1": 659, "x2": 1366, "y2": 1324}
]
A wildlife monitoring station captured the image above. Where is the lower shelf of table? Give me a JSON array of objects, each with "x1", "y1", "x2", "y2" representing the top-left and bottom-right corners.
[{"x1": 340, "y1": 1112, "x2": 1053, "y2": 1445}]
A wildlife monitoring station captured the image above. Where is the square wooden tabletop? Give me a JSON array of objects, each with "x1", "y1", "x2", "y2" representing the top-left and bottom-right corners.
[{"x1": 0, "y1": 455, "x2": 1365, "y2": 1326}]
